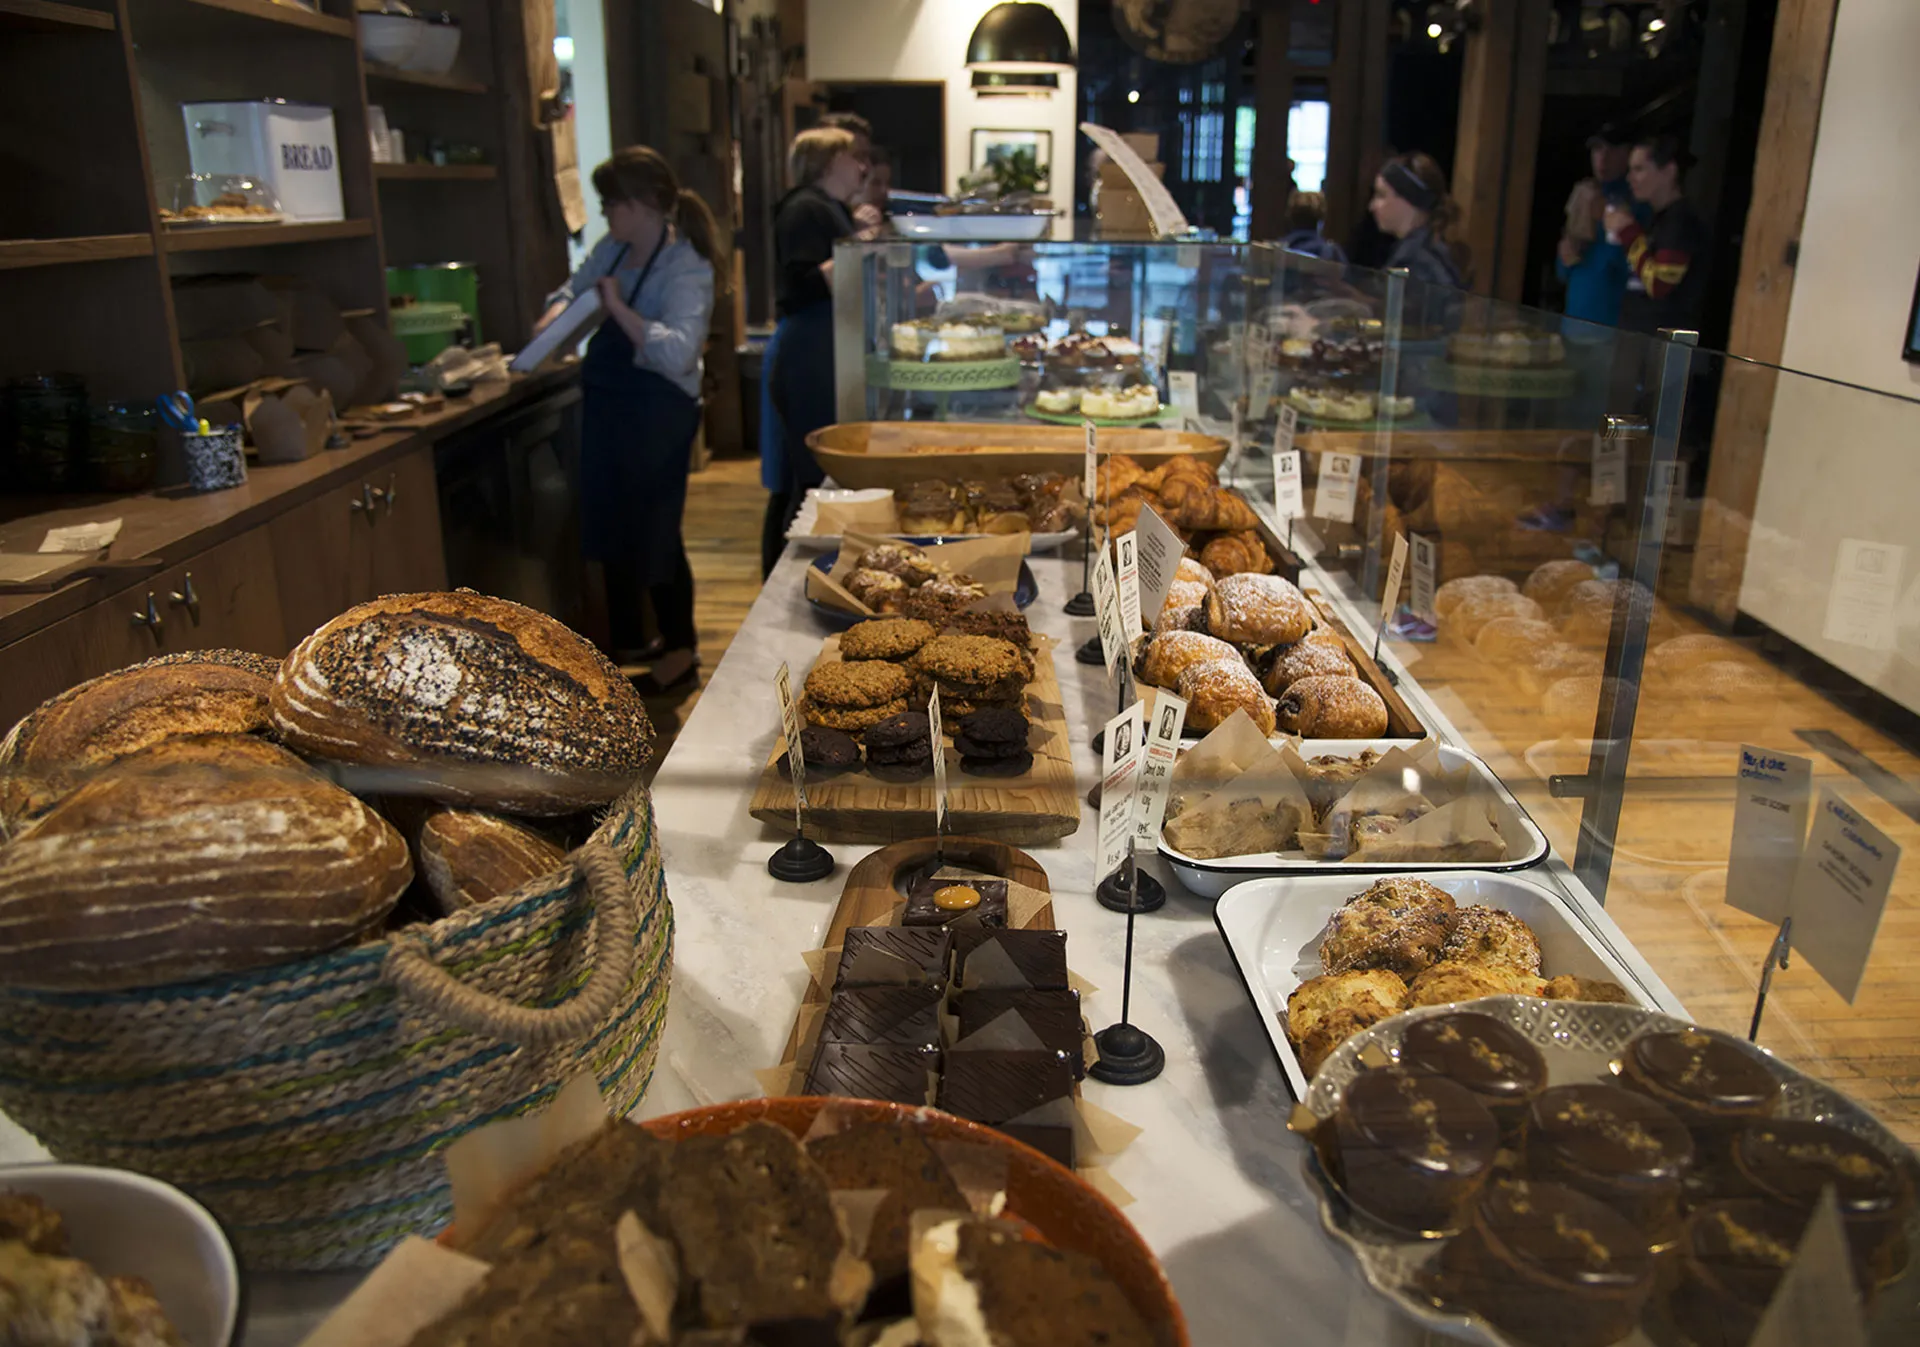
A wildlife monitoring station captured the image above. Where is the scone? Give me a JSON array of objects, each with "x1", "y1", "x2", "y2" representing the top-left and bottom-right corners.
[
  {"x1": 1543, "y1": 975, "x2": 1634, "y2": 1005},
  {"x1": 1320, "y1": 877, "x2": 1459, "y2": 979},
  {"x1": 1406, "y1": 960, "x2": 1547, "y2": 1007},
  {"x1": 1286, "y1": 970, "x2": 1409, "y2": 1077},
  {"x1": 1440, "y1": 905, "x2": 1543, "y2": 975},
  {"x1": 1177, "y1": 658, "x2": 1276, "y2": 735}
]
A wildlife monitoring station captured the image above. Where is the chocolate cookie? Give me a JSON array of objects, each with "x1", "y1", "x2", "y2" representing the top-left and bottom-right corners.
[
  {"x1": 957, "y1": 706, "x2": 1030, "y2": 745},
  {"x1": 960, "y1": 750, "x2": 1034, "y2": 777},
  {"x1": 941, "y1": 611, "x2": 1034, "y2": 650},
  {"x1": 778, "y1": 726, "x2": 861, "y2": 778},
  {"x1": 953, "y1": 733, "x2": 1026, "y2": 759},
  {"x1": 839, "y1": 618, "x2": 938, "y2": 663},
  {"x1": 864, "y1": 711, "x2": 931, "y2": 750},
  {"x1": 804, "y1": 659, "x2": 910, "y2": 709},
  {"x1": 869, "y1": 758, "x2": 935, "y2": 783},
  {"x1": 867, "y1": 741, "x2": 934, "y2": 767}
]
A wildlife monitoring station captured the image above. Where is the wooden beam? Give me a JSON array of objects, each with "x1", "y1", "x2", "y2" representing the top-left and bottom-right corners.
[
  {"x1": 1325, "y1": 0, "x2": 1387, "y2": 244},
  {"x1": 1452, "y1": 0, "x2": 1516, "y2": 295},
  {"x1": 1690, "y1": 0, "x2": 1840, "y2": 623},
  {"x1": 1249, "y1": 0, "x2": 1295, "y2": 239},
  {"x1": 1493, "y1": 0, "x2": 1549, "y2": 303}
]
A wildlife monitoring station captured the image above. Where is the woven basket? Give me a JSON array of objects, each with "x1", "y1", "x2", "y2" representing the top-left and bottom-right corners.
[{"x1": 0, "y1": 786, "x2": 673, "y2": 1271}]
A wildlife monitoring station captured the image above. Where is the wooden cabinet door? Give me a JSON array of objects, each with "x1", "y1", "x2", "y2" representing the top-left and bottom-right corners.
[
  {"x1": 0, "y1": 529, "x2": 285, "y2": 732},
  {"x1": 270, "y1": 476, "x2": 376, "y2": 646},
  {"x1": 366, "y1": 446, "x2": 448, "y2": 597}
]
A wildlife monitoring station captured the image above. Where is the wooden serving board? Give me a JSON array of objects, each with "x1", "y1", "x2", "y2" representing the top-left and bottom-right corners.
[
  {"x1": 1300, "y1": 589, "x2": 1428, "y2": 740},
  {"x1": 749, "y1": 637, "x2": 1081, "y2": 845},
  {"x1": 778, "y1": 836, "x2": 1055, "y2": 1068}
]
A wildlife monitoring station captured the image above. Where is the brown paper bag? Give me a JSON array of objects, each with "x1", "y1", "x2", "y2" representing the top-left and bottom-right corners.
[
  {"x1": 244, "y1": 377, "x2": 333, "y2": 463},
  {"x1": 812, "y1": 492, "x2": 899, "y2": 537}
]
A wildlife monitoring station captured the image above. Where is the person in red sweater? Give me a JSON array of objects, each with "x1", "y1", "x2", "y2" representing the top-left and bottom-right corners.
[{"x1": 1605, "y1": 134, "x2": 1709, "y2": 335}]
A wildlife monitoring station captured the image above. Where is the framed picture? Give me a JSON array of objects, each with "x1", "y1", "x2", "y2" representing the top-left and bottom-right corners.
[{"x1": 969, "y1": 129, "x2": 1052, "y2": 192}]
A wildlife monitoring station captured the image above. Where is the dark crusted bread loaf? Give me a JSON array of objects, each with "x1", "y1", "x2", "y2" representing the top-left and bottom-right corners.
[
  {"x1": 807, "y1": 1121, "x2": 966, "y2": 1286},
  {"x1": 461, "y1": 1120, "x2": 673, "y2": 1265},
  {"x1": 0, "y1": 735, "x2": 411, "y2": 989},
  {"x1": 270, "y1": 592, "x2": 653, "y2": 815},
  {"x1": 912, "y1": 1214, "x2": 1158, "y2": 1347},
  {"x1": 416, "y1": 808, "x2": 567, "y2": 916},
  {"x1": 0, "y1": 649, "x2": 280, "y2": 832}
]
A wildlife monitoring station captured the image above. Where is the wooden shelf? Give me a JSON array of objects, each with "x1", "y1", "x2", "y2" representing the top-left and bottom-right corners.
[
  {"x1": 362, "y1": 62, "x2": 488, "y2": 96},
  {"x1": 374, "y1": 163, "x2": 498, "y2": 182},
  {"x1": 0, "y1": 234, "x2": 153, "y2": 269},
  {"x1": 163, "y1": 218, "x2": 375, "y2": 252},
  {"x1": 0, "y1": 0, "x2": 115, "y2": 30},
  {"x1": 167, "y1": 0, "x2": 351, "y2": 38}
]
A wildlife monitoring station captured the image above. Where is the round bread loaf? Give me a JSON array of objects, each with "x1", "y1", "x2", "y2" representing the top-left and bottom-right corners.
[
  {"x1": 1275, "y1": 675, "x2": 1389, "y2": 738},
  {"x1": 416, "y1": 807, "x2": 567, "y2": 916},
  {"x1": 1521, "y1": 559, "x2": 1596, "y2": 612},
  {"x1": 1473, "y1": 617, "x2": 1559, "y2": 664},
  {"x1": 0, "y1": 649, "x2": 280, "y2": 830},
  {"x1": 1557, "y1": 579, "x2": 1676, "y2": 647},
  {"x1": 0, "y1": 735, "x2": 411, "y2": 989},
  {"x1": 1542, "y1": 675, "x2": 1637, "y2": 736},
  {"x1": 270, "y1": 592, "x2": 653, "y2": 815},
  {"x1": 1204, "y1": 573, "x2": 1313, "y2": 647},
  {"x1": 1434, "y1": 575, "x2": 1517, "y2": 622},
  {"x1": 1450, "y1": 593, "x2": 1544, "y2": 643},
  {"x1": 1645, "y1": 633, "x2": 1758, "y2": 679}
]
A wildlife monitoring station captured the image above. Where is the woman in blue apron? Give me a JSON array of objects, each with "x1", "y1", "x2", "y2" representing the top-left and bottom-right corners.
[
  {"x1": 536, "y1": 147, "x2": 722, "y2": 695},
  {"x1": 759, "y1": 125, "x2": 871, "y2": 578}
]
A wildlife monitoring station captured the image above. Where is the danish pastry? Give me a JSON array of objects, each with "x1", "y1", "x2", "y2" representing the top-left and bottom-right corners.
[
  {"x1": 1274, "y1": 675, "x2": 1389, "y2": 738},
  {"x1": 1261, "y1": 631, "x2": 1355, "y2": 696},
  {"x1": 1177, "y1": 657, "x2": 1276, "y2": 735},
  {"x1": 1140, "y1": 631, "x2": 1241, "y2": 691},
  {"x1": 1204, "y1": 573, "x2": 1314, "y2": 647}
]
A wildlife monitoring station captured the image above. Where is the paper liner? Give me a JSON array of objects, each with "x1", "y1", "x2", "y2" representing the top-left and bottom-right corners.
[
  {"x1": 949, "y1": 1010, "x2": 1051, "y2": 1054},
  {"x1": 443, "y1": 1073, "x2": 609, "y2": 1239},
  {"x1": 925, "y1": 1144, "x2": 1012, "y2": 1219},
  {"x1": 755, "y1": 1063, "x2": 802, "y2": 1098},
  {"x1": 813, "y1": 493, "x2": 901, "y2": 536},
  {"x1": 806, "y1": 564, "x2": 875, "y2": 616},
  {"x1": 829, "y1": 1188, "x2": 892, "y2": 1262},
  {"x1": 1076, "y1": 1165, "x2": 1136, "y2": 1209},
  {"x1": 1068, "y1": 969, "x2": 1099, "y2": 997},
  {"x1": 1170, "y1": 709, "x2": 1286, "y2": 788},
  {"x1": 802, "y1": 945, "x2": 836, "y2": 991},
  {"x1": 1343, "y1": 795, "x2": 1506, "y2": 863},
  {"x1": 1075, "y1": 1098, "x2": 1145, "y2": 1162},
  {"x1": 614, "y1": 1210, "x2": 679, "y2": 1343},
  {"x1": 294, "y1": 1237, "x2": 490, "y2": 1347}
]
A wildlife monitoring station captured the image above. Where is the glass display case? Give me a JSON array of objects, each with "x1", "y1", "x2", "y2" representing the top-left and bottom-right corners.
[{"x1": 831, "y1": 234, "x2": 1920, "y2": 1157}]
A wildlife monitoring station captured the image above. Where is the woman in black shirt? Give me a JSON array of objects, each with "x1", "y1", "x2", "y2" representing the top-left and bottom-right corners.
[
  {"x1": 759, "y1": 126, "x2": 869, "y2": 577},
  {"x1": 1368, "y1": 153, "x2": 1467, "y2": 289}
]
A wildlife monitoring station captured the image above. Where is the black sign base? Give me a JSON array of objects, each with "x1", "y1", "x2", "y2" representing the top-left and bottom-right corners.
[
  {"x1": 767, "y1": 835, "x2": 834, "y2": 883},
  {"x1": 1097, "y1": 868, "x2": 1165, "y2": 913},
  {"x1": 1090, "y1": 1022, "x2": 1165, "y2": 1085},
  {"x1": 1075, "y1": 635, "x2": 1104, "y2": 665}
]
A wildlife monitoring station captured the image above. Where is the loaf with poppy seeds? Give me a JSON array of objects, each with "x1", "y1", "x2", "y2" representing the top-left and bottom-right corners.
[
  {"x1": 270, "y1": 591, "x2": 654, "y2": 815},
  {"x1": 0, "y1": 648, "x2": 280, "y2": 832},
  {"x1": 0, "y1": 735, "x2": 411, "y2": 989}
]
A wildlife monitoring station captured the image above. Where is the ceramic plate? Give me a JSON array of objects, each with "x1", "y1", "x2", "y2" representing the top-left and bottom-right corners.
[{"x1": 1299, "y1": 997, "x2": 1920, "y2": 1347}]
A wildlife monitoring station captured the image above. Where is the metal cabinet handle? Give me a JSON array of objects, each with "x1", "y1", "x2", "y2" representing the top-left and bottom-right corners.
[
  {"x1": 131, "y1": 592, "x2": 163, "y2": 644},
  {"x1": 168, "y1": 573, "x2": 201, "y2": 624},
  {"x1": 383, "y1": 472, "x2": 398, "y2": 513},
  {"x1": 351, "y1": 482, "x2": 380, "y2": 516}
]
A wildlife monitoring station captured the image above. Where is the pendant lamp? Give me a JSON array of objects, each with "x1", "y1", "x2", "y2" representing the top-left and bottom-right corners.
[
  {"x1": 972, "y1": 70, "x2": 1061, "y2": 97},
  {"x1": 965, "y1": 3, "x2": 1076, "y2": 74}
]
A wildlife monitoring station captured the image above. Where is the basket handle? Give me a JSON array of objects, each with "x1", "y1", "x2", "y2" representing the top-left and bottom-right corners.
[{"x1": 383, "y1": 843, "x2": 639, "y2": 1047}]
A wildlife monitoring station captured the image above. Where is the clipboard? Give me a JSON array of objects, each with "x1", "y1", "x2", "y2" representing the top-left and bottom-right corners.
[{"x1": 509, "y1": 288, "x2": 605, "y2": 373}]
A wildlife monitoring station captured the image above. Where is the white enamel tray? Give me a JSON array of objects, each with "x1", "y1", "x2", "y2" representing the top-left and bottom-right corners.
[
  {"x1": 1300, "y1": 997, "x2": 1920, "y2": 1347},
  {"x1": 1162, "y1": 740, "x2": 1550, "y2": 898},
  {"x1": 1212, "y1": 870, "x2": 1652, "y2": 1101}
]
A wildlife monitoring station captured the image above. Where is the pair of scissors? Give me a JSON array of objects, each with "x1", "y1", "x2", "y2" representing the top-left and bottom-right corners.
[{"x1": 158, "y1": 391, "x2": 202, "y2": 433}]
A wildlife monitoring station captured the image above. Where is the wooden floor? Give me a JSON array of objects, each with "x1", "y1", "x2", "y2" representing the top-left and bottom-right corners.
[
  {"x1": 646, "y1": 457, "x2": 1920, "y2": 1144},
  {"x1": 632, "y1": 455, "x2": 765, "y2": 775}
]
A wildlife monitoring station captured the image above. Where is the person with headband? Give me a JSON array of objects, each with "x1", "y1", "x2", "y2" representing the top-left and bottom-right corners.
[
  {"x1": 1607, "y1": 134, "x2": 1709, "y2": 335},
  {"x1": 1368, "y1": 153, "x2": 1465, "y2": 288},
  {"x1": 534, "y1": 146, "x2": 723, "y2": 697}
]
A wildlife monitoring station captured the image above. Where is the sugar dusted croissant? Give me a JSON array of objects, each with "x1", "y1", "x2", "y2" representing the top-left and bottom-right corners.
[
  {"x1": 1275, "y1": 674, "x2": 1388, "y2": 737},
  {"x1": 1140, "y1": 630, "x2": 1240, "y2": 690},
  {"x1": 1177, "y1": 657, "x2": 1276, "y2": 734},
  {"x1": 1204, "y1": 573, "x2": 1314, "y2": 647}
]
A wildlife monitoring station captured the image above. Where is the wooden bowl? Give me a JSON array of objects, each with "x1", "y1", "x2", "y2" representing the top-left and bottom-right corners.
[
  {"x1": 642, "y1": 1096, "x2": 1189, "y2": 1345},
  {"x1": 808, "y1": 420, "x2": 1227, "y2": 491}
]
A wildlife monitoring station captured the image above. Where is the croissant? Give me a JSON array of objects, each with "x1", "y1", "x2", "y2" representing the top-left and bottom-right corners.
[
  {"x1": 1140, "y1": 630, "x2": 1241, "y2": 690},
  {"x1": 1160, "y1": 455, "x2": 1218, "y2": 486},
  {"x1": 1204, "y1": 573, "x2": 1314, "y2": 647},
  {"x1": 1154, "y1": 579, "x2": 1212, "y2": 632},
  {"x1": 1199, "y1": 530, "x2": 1273, "y2": 579},
  {"x1": 1275, "y1": 675, "x2": 1389, "y2": 737},
  {"x1": 1164, "y1": 479, "x2": 1261, "y2": 532},
  {"x1": 1096, "y1": 455, "x2": 1149, "y2": 499},
  {"x1": 1178, "y1": 657, "x2": 1277, "y2": 735}
]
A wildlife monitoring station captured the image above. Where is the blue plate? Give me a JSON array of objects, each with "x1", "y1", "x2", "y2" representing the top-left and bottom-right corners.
[{"x1": 808, "y1": 539, "x2": 1039, "y2": 630}]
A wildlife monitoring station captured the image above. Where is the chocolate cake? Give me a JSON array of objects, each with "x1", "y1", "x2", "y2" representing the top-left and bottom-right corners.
[
  {"x1": 902, "y1": 875, "x2": 1008, "y2": 929},
  {"x1": 1668, "y1": 1199, "x2": 1873, "y2": 1347},
  {"x1": 803, "y1": 1042, "x2": 935, "y2": 1106},
  {"x1": 937, "y1": 1050, "x2": 1078, "y2": 1169},
  {"x1": 818, "y1": 987, "x2": 942, "y2": 1055},
  {"x1": 659, "y1": 1122, "x2": 851, "y2": 1333},
  {"x1": 806, "y1": 1122, "x2": 966, "y2": 1287},
  {"x1": 1618, "y1": 1028, "x2": 1780, "y2": 1156},
  {"x1": 912, "y1": 1215, "x2": 1157, "y2": 1347},
  {"x1": 1329, "y1": 1067, "x2": 1499, "y2": 1233},
  {"x1": 953, "y1": 927, "x2": 1068, "y2": 990},
  {"x1": 833, "y1": 926, "x2": 952, "y2": 993},
  {"x1": 954, "y1": 988, "x2": 1086, "y2": 1076},
  {"x1": 1730, "y1": 1117, "x2": 1914, "y2": 1282},
  {"x1": 1398, "y1": 1012, "x2": 1547, "y2": 1135},
  {"x1": 1525, "y1": 1083, "x2": 1694, "y2": 1243},
  {"x1": 1433, "y1": 1179, "x2": 1656, "y2": 1347}
]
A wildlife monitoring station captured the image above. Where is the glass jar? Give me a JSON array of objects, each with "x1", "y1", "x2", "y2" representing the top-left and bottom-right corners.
[
  {"x1": 2, "y1": 373, "x2": 88, "y2": 493},
  {"x1": 87, "y1": 400, "x2": 159, "y2": 493}
]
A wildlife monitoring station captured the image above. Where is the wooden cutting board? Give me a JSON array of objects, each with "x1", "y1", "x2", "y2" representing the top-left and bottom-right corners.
[
  {"x1": 749, "y1": 637, "x2": 1082, "y2": 845},
  {"x1": 777, "y1": 835, "x2": 1055, "y2": 1069}
]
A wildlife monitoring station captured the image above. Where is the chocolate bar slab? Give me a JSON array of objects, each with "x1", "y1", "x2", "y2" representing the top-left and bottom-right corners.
[
  {"x1": 955, "y1": 989, "x2": 1086, "y2": 1077},
  {"x1": 817, "y1": 987, "x2": 942, "y2": 1054},
  {"x1": 937, "y1": 1050, "x2": 1077, "y2": 1169},
  {"x1": 903, "y1": 876, "x2": 1008, "y2": 929},
  {"x1": 803, "y1": 1042, "x2": 935, "y2": 1106},
  {"x1": 833, "y1": 926, "x2": 952, "y2": 993},
  {"x1": 953, "y1": 928, "x2": 1069, "y2": 990}
]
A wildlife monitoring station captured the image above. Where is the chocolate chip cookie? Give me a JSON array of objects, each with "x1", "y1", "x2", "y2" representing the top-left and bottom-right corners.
[
  {"x1": 863, "y1": 711, "x2": 935, "y2": 781},
  {"x1": 839, "y1": 617, "x2": 938, "y2": 663},
  {"x1": 778, "y1": 726, "x2": 861, "y2": 779}
]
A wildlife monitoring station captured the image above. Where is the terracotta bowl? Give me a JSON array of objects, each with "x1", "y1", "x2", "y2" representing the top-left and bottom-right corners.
[{"x1": 642, "y1": 1096, "x2": 1189, "y2": 1346}]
